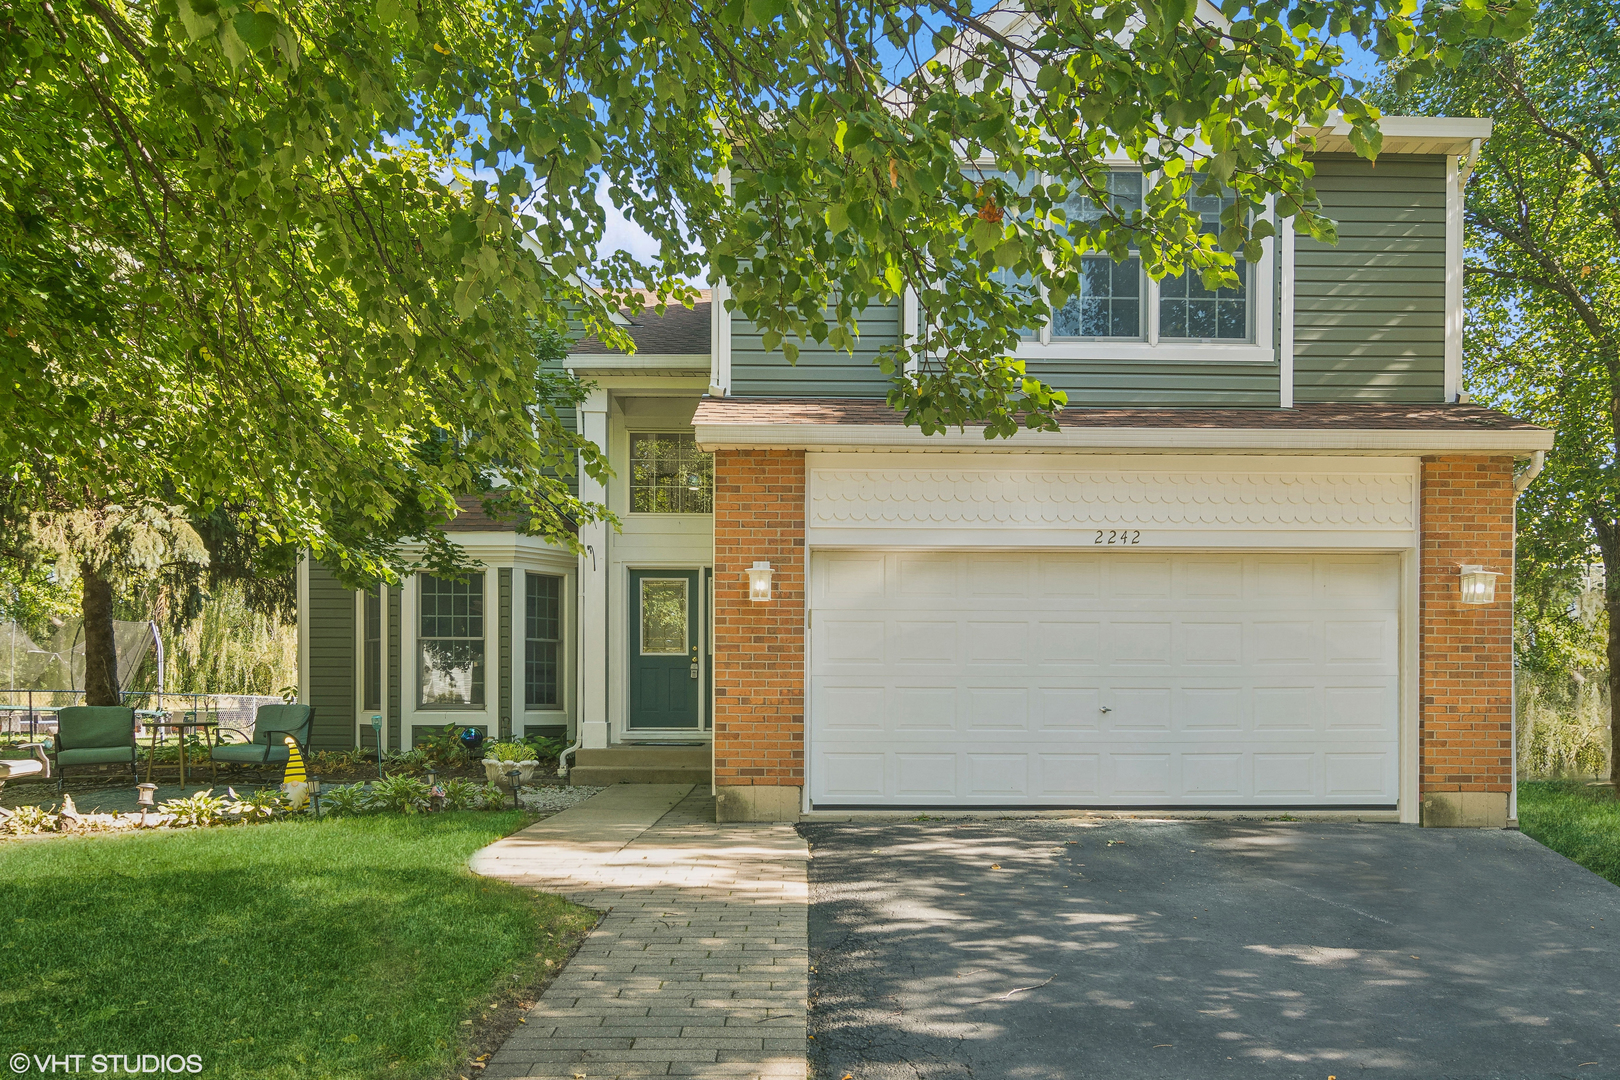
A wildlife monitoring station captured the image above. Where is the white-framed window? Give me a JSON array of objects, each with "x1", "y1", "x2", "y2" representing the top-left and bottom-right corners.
[
  {"x1": 417, "y1": 573, "x2": 485, "y2": 708},
  {"x1": 524, "y1": 572, "x2": 562, "y2": 709},
  {"x1": 628, "y1": 433, "x2": 713, "y2": 514},
  {"x1": 963, "y1": 165, "x2": 1274, "y2": 361},
  {"x1": 362, "y1": 586, "x2": 383, "y2": 712}
]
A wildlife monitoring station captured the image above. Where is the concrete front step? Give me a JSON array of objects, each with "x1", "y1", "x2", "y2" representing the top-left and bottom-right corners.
[{"x1": 570, "y1": 745, "x2": 711, "y2": 787}]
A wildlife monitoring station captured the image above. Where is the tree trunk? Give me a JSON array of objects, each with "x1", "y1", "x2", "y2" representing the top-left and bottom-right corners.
[{"x1": 80, "y1": 563, "x2": 119, "y2": 707}]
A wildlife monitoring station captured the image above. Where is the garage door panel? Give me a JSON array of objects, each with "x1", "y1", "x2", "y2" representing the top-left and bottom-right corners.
[
  {"x1": 1035, "y1": 687, "x2": 1103, "y2": 730},
  {"x1": 1037, "y1": 622, "x2": 1102, "y2": 666},
  {"x1": 809, "y1": 551, "x2": 1401, "y2": 807},
  {"x1": 1178, "y1": 687, "x2": 1245, "y2": 730},
  {"x1": 965, "y1": 621, "x2": 1029, "y2": 664},
  {"x1": 893, "y1": 686, "x2": 955, "y2": 730},
  {"x1": 1038, "y1": 554, "x2": 1101, "y2": 596},
  {"x1": 1111, "y1": 622, "x2": 1174, "y2": 664},
  {"x1": 1038, "y1": 753, "x2": 1102, "y2": 796},
  {"x1": 896, "y1": 754, "x2": 956, "y2": 796},
  {"x1": 964, "y1": 687, "x2": 1029, "y2": 731}
]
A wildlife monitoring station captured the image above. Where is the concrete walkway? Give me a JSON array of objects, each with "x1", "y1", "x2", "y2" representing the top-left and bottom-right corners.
[{"x1": 470, "y1": 784, "x2": 809, "y2": 1079}]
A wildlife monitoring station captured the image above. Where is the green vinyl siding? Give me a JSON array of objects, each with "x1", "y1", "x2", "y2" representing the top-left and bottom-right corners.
[
  {"x1": 1024, "y1": 357, "x2": 1278, "y2": 407},
  {"x1": 306, "y1": 560, "x2": 354, "y2": 752},
  {"x1": 730, "y1": 303, "x2": 901, "y2": 395},
  {"x1": 1293, "y1": 154, "x2": 1447, "y2": 403}
]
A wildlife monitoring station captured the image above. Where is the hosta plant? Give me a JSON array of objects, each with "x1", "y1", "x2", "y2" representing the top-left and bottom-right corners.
[
  {"x1": 370, "y1": 775, "x2": 430, "y2": 815},
  {"x1": 321, "y1": 784, "x2": 373, "y2": 817},
  {"x1": 159, "y1": 789, "x2": 231, "y2": 828},
  {"x1": 438, "y1": 778, "x2": 483, "y2": 811}
]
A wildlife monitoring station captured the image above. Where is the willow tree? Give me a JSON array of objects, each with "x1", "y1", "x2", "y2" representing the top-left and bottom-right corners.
[
  {"x1": 3, "y1": 0, "x2": 1530, "y2": 701},
  {"x1": 1377, "y1": 0, "x2": 1620, "y2": 784}
]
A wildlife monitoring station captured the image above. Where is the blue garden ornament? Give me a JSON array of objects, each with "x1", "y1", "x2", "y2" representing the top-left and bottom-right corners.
[{"x1": 458, "y1": 727, "x2": 486, "y2": 754}]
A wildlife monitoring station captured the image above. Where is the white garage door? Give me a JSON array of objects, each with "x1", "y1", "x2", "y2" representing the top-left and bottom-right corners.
[{"x1": 808, "y1": 551, "x2": 1401, "y2": 808}]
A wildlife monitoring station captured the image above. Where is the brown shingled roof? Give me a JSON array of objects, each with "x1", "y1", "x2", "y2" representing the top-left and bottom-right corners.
[
  {"x1": 571, "y1": 295, "x2": 712, "y2": 356},
  {"x1": 691, "y1": 397, "x2": 1545, "y2": 432}
]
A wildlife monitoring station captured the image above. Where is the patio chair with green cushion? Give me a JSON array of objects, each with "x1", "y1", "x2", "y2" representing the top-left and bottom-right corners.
[
  {"x1": 51, "y1": 706, "x2": 138, "y2": 792},
  {"x1": 211, "y1": 704, "x2": 315, "y2": 773}
]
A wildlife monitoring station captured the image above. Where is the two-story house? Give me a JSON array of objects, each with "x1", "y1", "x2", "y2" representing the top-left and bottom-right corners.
[{"x1": 297, "y1": 114, "x2": 1552, "y2": 828}]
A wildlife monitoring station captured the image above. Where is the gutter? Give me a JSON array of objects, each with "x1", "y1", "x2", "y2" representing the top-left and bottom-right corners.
[{"x1": 695, "y1": 424, "x2": 1556, "y2": 456}]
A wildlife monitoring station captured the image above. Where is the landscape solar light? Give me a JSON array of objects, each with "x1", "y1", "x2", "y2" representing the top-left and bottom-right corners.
[
  {"x1": 371, "y1": 715, "x2": 384, "y2": 777},
  {"x1": 309, "y1": 775, "x2": 322, "y2": 819},
  {"x1": 747, "y1": 561, "x2": 773, "y2": 603},
  {"x1": 136, "y1": 782, "x2": 157, "y2": 826},
  {"x1": 506, "y1": 768, "x2": 521, "y2": 810},
  {"x1": 1458, "y1": 565, "x2": 1501, "y2": 605}
]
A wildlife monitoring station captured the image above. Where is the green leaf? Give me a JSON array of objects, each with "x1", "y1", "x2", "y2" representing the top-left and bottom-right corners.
[{"x1": 232, "y1": 11, "x2": 280, "y2": 53}]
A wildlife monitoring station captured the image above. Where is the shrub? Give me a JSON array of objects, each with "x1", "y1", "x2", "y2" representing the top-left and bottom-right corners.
[
  {"x1": 226, "y1": 787, "x2": 285, "y2": 821},
  {"x1": 483, "y1": 741, "x2": 535, "y2": 764},
  {"x1": 321, "y1": 783, "x2": 372, "y2": 816},
  {"x1": 438, "y1": 778, "x2": 482, "y2": 811},
  {"x1": 2, "y1": 804, "x2": 56, "y2": 835},
  {"x1": 370, "y1": 774, "x2": 430, "y2": 814},
  {"x1": 1519, "y1": 669, "x2": 1612, "y2": 779},
  {"x1": 476, "y1": 784, "x2": 511, "y2": 811},
  {"x1": 414, "y1": 723, "x2": 472, "y2": 767},
  {"x1": 519, "y1": 734, "x2": 566, "y2": 761},
  {"x1": 159, "y1": 789, "x2": 231, "y2": 828}
]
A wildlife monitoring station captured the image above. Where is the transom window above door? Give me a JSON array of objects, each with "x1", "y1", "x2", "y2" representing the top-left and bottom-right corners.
[{"x1": 630, "y1": 433, "x2": 713, "y2": 514}]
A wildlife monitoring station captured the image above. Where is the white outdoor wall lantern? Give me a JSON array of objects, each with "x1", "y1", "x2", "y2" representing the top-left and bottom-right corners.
[
  {"x1": 1458, "y1": 565, "x2": 1501, "y2": 605},
  {"x1": 747, "y1": 561, "x2": 773, "y2": 602}
]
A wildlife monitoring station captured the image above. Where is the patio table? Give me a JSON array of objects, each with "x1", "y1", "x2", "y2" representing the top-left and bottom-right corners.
[{"x1": 142, "y1": 715, "x2": 219, "y2": 787}]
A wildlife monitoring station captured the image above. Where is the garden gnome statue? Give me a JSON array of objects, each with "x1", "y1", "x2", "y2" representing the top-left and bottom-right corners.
[{"x1": 280, "y1": 735, "x2": 310, "y2": 810}]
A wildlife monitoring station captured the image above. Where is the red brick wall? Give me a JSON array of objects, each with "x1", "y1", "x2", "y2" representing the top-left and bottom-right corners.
[
  {"x1": 1420, "y1": 455, "x2": 1516, "y2": 797},
  {"x1": 712, "y1": 449, "x2": 806, "y2": 790}
]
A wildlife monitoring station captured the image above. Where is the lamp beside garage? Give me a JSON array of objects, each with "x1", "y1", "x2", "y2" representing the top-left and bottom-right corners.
[
  {"x1": 1458, "y1": 565, "x2": 1502, "y2": 605},
  {"x1": 747, "y1": 561, "x2": 773, "y2": 603}
]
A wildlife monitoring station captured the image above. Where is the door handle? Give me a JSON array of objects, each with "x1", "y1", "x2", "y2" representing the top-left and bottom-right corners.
[
  {"x1": 1099, "y1": 706, "x2": 1112, "y2": 714},
  {"x1": 690, "y1": 645, "x2": 699, "y2": 680}
]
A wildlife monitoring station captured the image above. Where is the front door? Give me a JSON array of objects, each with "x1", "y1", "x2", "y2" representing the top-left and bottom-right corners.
[{"x1": 628, "y1": 569, "x2": 702, "y2": 730}]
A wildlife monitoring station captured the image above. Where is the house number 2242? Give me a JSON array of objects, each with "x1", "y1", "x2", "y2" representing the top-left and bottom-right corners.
[{"x1": 1094, "y1": 530, "x2": 1142, "y2": 545}]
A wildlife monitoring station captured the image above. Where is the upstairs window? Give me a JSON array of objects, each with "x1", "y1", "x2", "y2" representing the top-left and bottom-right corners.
[
  {"x1": 525, "y1": 572, "x2": 561, "y2": 709},
  {"x1": 418, "y1": 573, "x2": 485, "y2": 708},
  {"x1": 1053, "y1": 172, "x2": 1145, "y2": 340},
  {"x1": 630, "y1": 433, "x2": 713, "y2": 514},
  {"x1": 960, "y1": 166, "x2": 1268, "y2": 356},
  {"x1": 1159, "y1": 183, "x2": 1249, "y2": 341}
]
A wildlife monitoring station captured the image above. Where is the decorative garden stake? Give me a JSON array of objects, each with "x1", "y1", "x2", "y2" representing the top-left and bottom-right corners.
[
  {"x1": 281, "y1": 735, "x2": 309, "y2": 809},
  {"x1": 371, "y1": 715, "x2": 384, "y2": 778}
]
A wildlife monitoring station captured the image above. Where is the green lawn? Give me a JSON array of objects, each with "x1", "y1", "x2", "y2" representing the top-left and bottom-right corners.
[
  {"x1": 0, "y1": 813, "x2": 596, "y2": 1079},
  {"x1": 1518, "y1": 780, "x2": 1620, "y2": 887}
]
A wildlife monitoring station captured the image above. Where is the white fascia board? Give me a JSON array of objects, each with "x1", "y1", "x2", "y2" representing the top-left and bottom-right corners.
[
  {"x1": 694, "y1": 423, "x2": 1554, "y2": 455},
  {"x1": 1309, "y1": 114, "x2": 1494, "y2": 156}
]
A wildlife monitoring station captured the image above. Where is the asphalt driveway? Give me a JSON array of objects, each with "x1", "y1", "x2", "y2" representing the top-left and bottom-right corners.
[{"x1": 800, "y1": 817, "x2": 1620, "y2": 1080}]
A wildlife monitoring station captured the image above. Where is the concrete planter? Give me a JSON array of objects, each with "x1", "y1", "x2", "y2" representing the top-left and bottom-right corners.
[{"x1": 482, "y1": 759, "x2": 539, "y2": 787}]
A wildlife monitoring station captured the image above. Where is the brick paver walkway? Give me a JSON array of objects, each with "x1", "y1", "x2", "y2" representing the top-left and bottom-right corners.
[{"x1": 470, "y1": 784, "x2": 808, "y2": 1079}]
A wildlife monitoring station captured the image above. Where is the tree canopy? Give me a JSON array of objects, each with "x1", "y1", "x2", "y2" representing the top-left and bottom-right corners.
[
  {"x1": 1376, "y1": 0, "x2": 1619, "y2": 782},
  {"x1": 3, "y1": 0, "x2": 1533, "y2": 586}
]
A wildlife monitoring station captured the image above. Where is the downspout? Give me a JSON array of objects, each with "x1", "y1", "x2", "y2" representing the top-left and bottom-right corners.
[{"x1": 1507, "y1": 449, "x2": 1545, "y2": 828}]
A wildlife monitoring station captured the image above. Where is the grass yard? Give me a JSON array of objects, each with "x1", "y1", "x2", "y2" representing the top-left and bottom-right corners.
[
  {"x1": 1518, "y1": 779, "x2": 1620, "y2": 887},
  {"x1": 0, "y1": 813, "x2": 596, "y2": 1079}
]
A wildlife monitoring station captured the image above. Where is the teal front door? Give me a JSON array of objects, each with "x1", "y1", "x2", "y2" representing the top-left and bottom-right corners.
[{"x1": 628, "y1": 569, "x2": 701, "y2": 729}]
